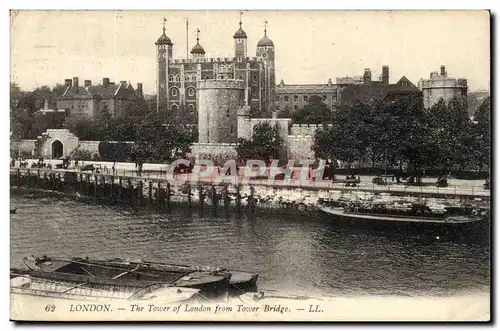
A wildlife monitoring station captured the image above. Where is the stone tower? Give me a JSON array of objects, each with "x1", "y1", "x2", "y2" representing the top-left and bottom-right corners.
[
  {"x1": 418, "y1": 65, "x2": 468, "y2": 109},
  {"x1": 156, "y1": 18, "x2": 173, "y2": 115},
  {"x1": 233, "y1": 14, "x2": 247, "y2": 58},
  {"x1": 197, "y1": 80, "x2": 245, "y2": 144},
  {"x1": 256, "y1": 21, "x2": 276, "y2": 116}
]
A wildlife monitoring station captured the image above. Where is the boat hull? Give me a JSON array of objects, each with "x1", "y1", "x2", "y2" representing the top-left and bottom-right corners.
[{"x1": 318, "y1": 206, "x2": 489, "y2": 236}]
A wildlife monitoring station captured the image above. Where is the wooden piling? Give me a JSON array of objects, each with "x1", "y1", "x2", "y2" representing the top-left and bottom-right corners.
[
  {"x1": 148, "y1": 181, "x2": 153, "y2": 204},
  {"x1": 110, "y1": 176, "x2": 114, "y2": 201},
  {"x1": 187, "y1": 183, "x2": 192, "y2": 209},
  {"x1": 223, "y1": 185, "x2": 230, "y2": 217},
  {"x1": 57, "y1": 173, "x2": 62, "y2": 192},
  {"x1": 93, "y1": 175, "x2": 98, "y2": 197},
  {"x1": 198, "y1": 185, "x2": 204, "y2": 215},
  {"x1": 79, "y1": 173, "x2": 83, "y2": 194},
  {"x1": 118, "y1": 177, "x2": 122, "y2": 203},
  {"x1": 37, "y1": 170, "x2": 41, "y2": 189},
  {"x1": 138, "y1": 180, "x2": 143, "y2": 206},
  {"x1": 157, "y1": 181, "x2": 162, "y2": 209},
  {"x1": 165, "y1": 182, "x2": 171, "y2": 211},
  {"x1": 211, "y1": 185, "x2": 217, "y2": 216},
  {"x1": 27, "y1": 169, "x2": 31, "y2": 189},
  {"x1": 86, "y1": 175, "x2": 91, "y2": 196},
  {"x1": 235, "y1": 185, "x2": 242, "y2": 218},
  {"x1": 16, "y1": 169, "x2": 20, "y2": 195}
]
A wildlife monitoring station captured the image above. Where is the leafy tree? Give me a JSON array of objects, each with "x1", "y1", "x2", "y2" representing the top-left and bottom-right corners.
[
  {"x1": 236, "y1": 122, "x2": 284, "y2": 161},
  {"x1": 472, "y1": 97, "x2": 491, "y2": 171},
  {"x1": 292, "y1": 95, "x2": 333, "y2": 124}
]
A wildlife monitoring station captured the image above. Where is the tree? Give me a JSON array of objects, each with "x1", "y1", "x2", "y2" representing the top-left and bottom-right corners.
[
  {"x1": 472, "y1": 97, "x2": 491, "y2": 171},
  {"x1": 292, "y1": 95, "x2": 333, "y2": 124},
  {"x1": 236, "y1": 122, "x2": 284, "y2": 162}
]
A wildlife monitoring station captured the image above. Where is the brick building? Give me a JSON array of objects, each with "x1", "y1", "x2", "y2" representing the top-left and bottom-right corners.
[
  {"x1": 56, "y1": 77, "x2": 143, "y2": 118},
  {"x1": 338, "y1": 66, "x2": 421, "y2": 106}
]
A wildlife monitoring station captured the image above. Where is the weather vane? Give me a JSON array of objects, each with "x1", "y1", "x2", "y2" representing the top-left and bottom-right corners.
[
  {"x1": 264, "y1": 20, "x2": 268, "y2": 34},
  {"x1": 239, "y1": 11, "x2": 243, "y2": 26},
  {"x1": 162, "y1": 17, "x2": 167, "y2": 33},
  {"x1": 196, "y1": 28, "x2": 200, "y2": 43}
]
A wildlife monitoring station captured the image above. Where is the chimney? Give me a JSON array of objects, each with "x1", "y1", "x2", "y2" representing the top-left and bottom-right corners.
[
  {"x1": 73, "y1": 77, "x2": 79, "y2": 88},
  {"x1": 440, "y1": 65, "x2": 446, "y2": 77},
  {"x1": 382, "y1": 65, "x2": 389, "y2": 85},
  {"x1": 84, "y1": 80, "x2": 92, "y2": 87},
  {"x1": 328, "y1": 78, "x2": 332, "y2": 86},
  {"x1": 136, "y1": 83, "x2": 143, "y2": 98},
  {"x1": 363, "y1": 68, "x2": 372, "y2": 84},
  {"x1": 103, "y1": 77, "x2": 110, "y2": 87},
  {"x1": 65, "y1": 79, "x2": 72, "y2": 87},
  {"x1": 44, "y1": 99, "x2": 49, "y2": 110}
]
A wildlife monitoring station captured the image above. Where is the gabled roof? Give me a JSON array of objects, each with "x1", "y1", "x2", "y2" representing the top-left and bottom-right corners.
[
  {"x1": 339, "y1": 76, "x2": 420, "y2": 106},
  {"x1": 58, "y1": 82, "x2": 138, "y2": 101}
]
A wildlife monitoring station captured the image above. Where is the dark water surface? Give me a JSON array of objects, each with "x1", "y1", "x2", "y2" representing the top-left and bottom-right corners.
[{"x1": 10, "y1": 195, "x2": 490, "y2": 298}]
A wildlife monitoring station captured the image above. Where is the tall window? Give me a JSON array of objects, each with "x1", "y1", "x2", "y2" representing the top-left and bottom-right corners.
[
  {"x1": 275, "y1": 95, "x2": 280, "y2": 101},
  {"x1": 188, "y1": 87, "x2": 195, "y2": 97},
  {"x1": 303, "y1": 95, "x2": 308, "y2": 102},
  {"x1": 171, "y1": 88, "x2": 178, "y2": 96},
  {"x1": 169, "y1": 75, "x2": 174, "y2": 82},
  {"x1": 188, "y1": 104, "x2": 195, "y2": 112},
  {"x1": 294, "y1": 95, "x2": 298, "y2": 102},
  {"x1": 284, "y1": 96, "x2": 289, "y2": 102},
  {"x1": 226, "y1": 108, "x2": 230, "y2": 118}
]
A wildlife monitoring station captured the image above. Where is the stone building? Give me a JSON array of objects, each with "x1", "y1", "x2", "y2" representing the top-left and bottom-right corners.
[
  {"x1": 275, "y1": 79, "x2": 339, "y2": 112},
  {"x1": 418, "y1": 65, "x2": 468, "y2": 109},
  {"x1": 338, "y1": 65, "x2": 421, "y2": 106},
  {"x1": 56, "y1": 77, "x2": 143, "y2": 118},
  {"x1": 155, "y1": 17, "x2": 276, "y2": 118}
]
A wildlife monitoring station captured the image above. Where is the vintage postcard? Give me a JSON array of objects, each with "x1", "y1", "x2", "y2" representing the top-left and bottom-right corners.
[{"x1": 9, "y1": 10, "x2": 491, "y2": 322}]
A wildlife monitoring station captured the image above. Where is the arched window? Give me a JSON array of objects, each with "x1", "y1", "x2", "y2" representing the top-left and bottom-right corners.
[
  {"x1": 171, "y1": 104, "x2": 178, "y2": 111},
  {"x1": 171, "y1": 87, "x2": 178, "y2": 96},
  {"x1": 226, "y1": 108, "x2": 230, "y2": 118},
  {"x1": 191, "y1": 74, "x2": 197, "y2": 82},
  {"x1": 185, "y1": 75, "x2": 190, "y2": 82},
  {"x1": 175, "y1": 74, "x2": 180, "y2": 82},
  {"x1": 169, "y1": 75, "x2": 174, "y2": 82},
  {"x1": 187, "y1": 87, "x2": 195, "y2": 97},
  {"x1": 188, "y1": 104, "x2": 195, "y2": 112}
]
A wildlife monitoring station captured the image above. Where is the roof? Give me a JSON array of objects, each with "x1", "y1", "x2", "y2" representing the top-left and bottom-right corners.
[
  {"x1": 156, "y1": 32, "x2": 173, "y2": 45},
  {"x1": 191, "y1": 43, "x2": 205, "y2": 54},
  {"x1": 257, "y1": 34, "x2": 274, "y2": 47},
  {"x1": 233, "y1": 23, "x2": 247, "y2": 39},
  {"x1": 276, "y1": 84, "x2": 337, "y2": 94},
  {"x1": 339, "y1": 76, "x2": 420, "y2": 106},
  {"x1": 58, "y1": 82, "x2": 138, "y2": 101}
]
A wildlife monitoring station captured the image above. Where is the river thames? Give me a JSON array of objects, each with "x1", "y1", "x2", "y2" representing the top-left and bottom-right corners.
[{"x1": 10, "y1": 195, "x2": 490, "y2": 298}]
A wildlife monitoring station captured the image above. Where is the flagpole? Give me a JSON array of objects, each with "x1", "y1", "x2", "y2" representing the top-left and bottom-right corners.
[{"x1": 186, "y1": 18, "x2": 189, "y2": 59}]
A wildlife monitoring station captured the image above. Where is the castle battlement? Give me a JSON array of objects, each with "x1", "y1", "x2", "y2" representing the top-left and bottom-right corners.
[
  {"x1": 169, "y1": 56, "x2": 261, "y2": 65},
  {"x1": 290, "y1": 124, "x2": 333, "y2": 136},
  {"x1": 419, "y1": 78, "x2": 468, "y2": 89},
  {"x1": 198, "y1": 79, "x2": 245, "y2": 89}
]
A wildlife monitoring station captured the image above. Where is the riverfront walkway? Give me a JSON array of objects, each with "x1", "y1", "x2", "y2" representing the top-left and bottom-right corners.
[{"x1": 11, "y1": 162, "x2": 490, "y2": 199}]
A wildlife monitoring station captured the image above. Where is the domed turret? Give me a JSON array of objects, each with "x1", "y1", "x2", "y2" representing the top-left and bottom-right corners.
[
  {"x1": 233, "y1": 21, "x2": 247, "y2": 39},
  {"x1": 155, "y1": 18, "x2": 173, "y2": 45},
  {"x1": 191, "y1": 28, "x2": 206, "y2": 61},
  {"x1": 233, "y1": 13, "x2": 247, "y2": 58},
  {"x1": 257, "y1": 31, "x2": 274, "y2": 47}
]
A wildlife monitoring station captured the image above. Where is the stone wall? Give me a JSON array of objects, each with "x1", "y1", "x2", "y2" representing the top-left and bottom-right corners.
[
  {"x1": 190, "y1": 143, "x2": 237, "y2": 163},
  {"x1": 288, "y1": 135, "x2": 315, "y2": 160},
  {"x1": 11, "y1": 139, "x2": 36, "y2": 156},
  {"x1": 79, "y1": 141, "x2": 101, "y2": 157}
]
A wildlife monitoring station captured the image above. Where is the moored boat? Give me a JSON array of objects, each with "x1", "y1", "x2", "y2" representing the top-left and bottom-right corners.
[
  {"x1": 11, "y1": 275, "x2": 200, "y2": 303},
  {"x1": 12, "y1": 256, "x2": 232, "y2": 301}
]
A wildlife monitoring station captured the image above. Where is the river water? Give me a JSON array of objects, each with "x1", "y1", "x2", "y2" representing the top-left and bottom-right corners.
[{"x1": 10, "y1": 195, "x2": 490, "y2": 298}]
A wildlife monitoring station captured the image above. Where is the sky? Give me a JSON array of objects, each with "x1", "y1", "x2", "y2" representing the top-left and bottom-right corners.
[{"x1": 10, "y1": 10, "x2": 490, "y2": 94}]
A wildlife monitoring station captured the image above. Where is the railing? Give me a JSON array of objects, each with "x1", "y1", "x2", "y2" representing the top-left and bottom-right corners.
[{"x1": 10, "y1": 167, "x2": 490, "y2": 198}]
